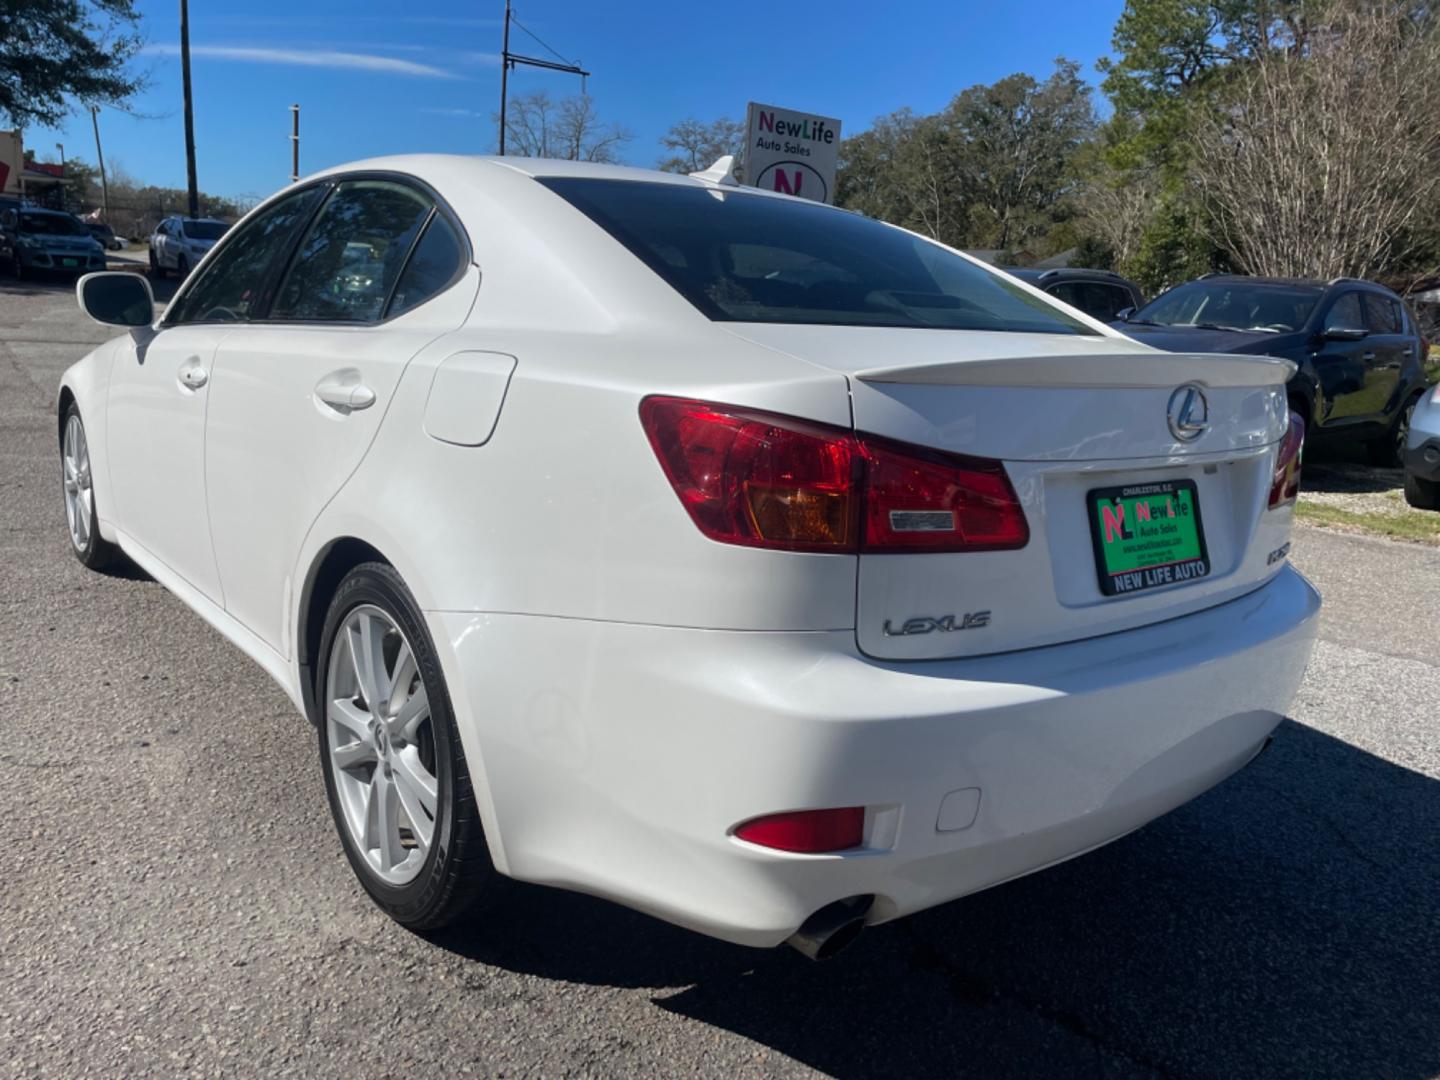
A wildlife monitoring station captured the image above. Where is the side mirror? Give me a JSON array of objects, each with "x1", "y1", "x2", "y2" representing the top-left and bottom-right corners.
[
  {"x1": 76, "y1": 271, "x2": 154, "y2": 328},
  {"x1": 1323, "y1": 322, "x2": 1368, "y2": 342},
  {"x1": 1114, "y1": 307, "x2": 1134, "y2": 323}
]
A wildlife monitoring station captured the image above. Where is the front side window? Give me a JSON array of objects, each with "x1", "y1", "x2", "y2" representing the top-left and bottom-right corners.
[
  {"x1": 1136, "y1": 281, "x2": 1322, "y2": 333},
  {"x1": 1362, "y1": 293, "x2": 1401, "y2": 334},
  {"x1": 270, "y1": 180, "x2": 433, "y2": 323},
  {"x1": 166, "y1": 187, "x2": 323, "y2": 325},
  {"x1": 1323, "y1": 292, "x2": 1364, "y2": 330},
  {"x1": 540, "y1": 178, "x2": 1095, "y2": 335}
]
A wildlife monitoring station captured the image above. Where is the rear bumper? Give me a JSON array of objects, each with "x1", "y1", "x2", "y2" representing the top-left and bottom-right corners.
[
  {"x1": 431, "y1": 565, "x2": 1320, "y2": 947},
  {"x1": 1405, "y1": 437, "x2": 1440, "y2": 482}
]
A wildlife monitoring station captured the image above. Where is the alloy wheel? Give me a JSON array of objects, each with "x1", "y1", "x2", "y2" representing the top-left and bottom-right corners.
[
  {"x1": 62, "y1": 414, "x2": 93, "y2": 552},
  {"x1": 325, "y1": 604, "x2": 438, "y2": 886}
]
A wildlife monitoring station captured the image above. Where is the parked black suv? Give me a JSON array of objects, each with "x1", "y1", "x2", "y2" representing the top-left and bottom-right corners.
[
  {"x1": 1006, "y1": 267, "x2": 1145, "y2": 323},
  {"x1": 1116, "y1": 275, "x2": 1430, "y2": 463}
]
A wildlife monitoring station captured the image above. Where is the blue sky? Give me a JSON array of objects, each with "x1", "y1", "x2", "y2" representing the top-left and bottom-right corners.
[{"x1": 31, "y1": 0, "x2": 1125, "y2": 201}]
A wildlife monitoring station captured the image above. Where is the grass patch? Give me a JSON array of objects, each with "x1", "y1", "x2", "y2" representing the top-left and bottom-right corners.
[{"x1": 1296, "y1": 499, "x2": 1440, "y2": 544}]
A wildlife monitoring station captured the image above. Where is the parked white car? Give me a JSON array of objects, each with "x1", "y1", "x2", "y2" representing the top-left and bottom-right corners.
[
  {"x1": 1404, "y1": 381, "x2": 1440, "y2": 509},
  {"x1": 147, "y1": 215, "x2": 229, "y2": 278},
  {"x1": 61, "y1": 156, "x2": 1319, "y2": 959}
]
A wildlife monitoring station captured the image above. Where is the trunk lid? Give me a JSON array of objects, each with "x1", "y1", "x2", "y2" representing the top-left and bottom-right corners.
[{"x1": 723, "y1": 324, "x2": 1298, "y2": 660}]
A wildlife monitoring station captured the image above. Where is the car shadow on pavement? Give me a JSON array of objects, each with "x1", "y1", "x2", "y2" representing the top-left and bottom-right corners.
[
  {"x1": 432, "y1": 720, "x2": 1440, "y2": 1079},
  {"x1": 1302, "y1": 440, "x2": 1405, "y2": 494}
]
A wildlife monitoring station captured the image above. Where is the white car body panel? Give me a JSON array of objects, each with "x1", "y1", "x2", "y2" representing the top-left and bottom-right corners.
[
  {"x1": 60, "y1": 154, "x2": 1319, "y2": 948},
  {"x1": 105, "y1": 322, "x2": 230, "y2": 602}
]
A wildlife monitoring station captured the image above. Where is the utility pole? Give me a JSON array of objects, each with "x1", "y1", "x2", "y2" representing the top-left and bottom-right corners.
[
  {"x1": 90, "y1": 107, "x2": 110, "y2": 222},
  {"x1": 497, "y1": 0, "x2": 590, "y2": 155},
  {"x1": 179, "y1": 0, "x2": 199, "y2": 219},
  {"x1": 290, "y1": 104, "x2": 300, "y2": 182},
  {"x1": 55, "y1": 143, "x2": 64, "y2": 211}
]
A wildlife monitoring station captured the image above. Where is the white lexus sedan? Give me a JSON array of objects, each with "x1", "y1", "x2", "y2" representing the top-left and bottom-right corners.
[{"x1": 60, "y1": 156, "x2": 1318, "y2": 959}]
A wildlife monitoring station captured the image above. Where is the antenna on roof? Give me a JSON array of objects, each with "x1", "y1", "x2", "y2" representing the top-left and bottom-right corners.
[{"x1": 690, "y1": 155, "x2": 740, "y2": 187}]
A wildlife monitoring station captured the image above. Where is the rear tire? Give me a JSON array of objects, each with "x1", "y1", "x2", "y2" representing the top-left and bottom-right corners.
[
  {"x1": 1405, "y1": 472, "x2": 1440, "y2": 511},
  {"x1": 1366, "y1": 396, "x2": 1417, "y2": 467},
  {"x1": 316, "y1": 563, "x2": 501, "y2": 930},
  {"x1": 61, "y1": 404, "x2": 120, "y2": 571}
]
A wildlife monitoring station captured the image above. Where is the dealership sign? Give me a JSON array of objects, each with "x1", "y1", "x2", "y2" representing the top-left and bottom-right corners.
[{"x1": 743, "y1": 102, "x2": 841, "y2": 204}]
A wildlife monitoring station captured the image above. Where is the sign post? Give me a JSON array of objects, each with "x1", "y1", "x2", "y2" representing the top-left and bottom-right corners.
[{"x1": 743, "y1": 102, "x2": 842, "y2": 204}]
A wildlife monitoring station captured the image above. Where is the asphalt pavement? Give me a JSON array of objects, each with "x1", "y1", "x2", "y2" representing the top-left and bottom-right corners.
[{"x1": 2, "y1": 276, "x2": 1437, "y2": 1079}]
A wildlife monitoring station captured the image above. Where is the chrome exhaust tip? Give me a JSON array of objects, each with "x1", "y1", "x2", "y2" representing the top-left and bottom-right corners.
[{"x1": 786, "y1": 896, "x2": 873, "y2": 961}]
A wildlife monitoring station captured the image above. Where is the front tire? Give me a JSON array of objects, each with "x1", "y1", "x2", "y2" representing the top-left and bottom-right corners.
[
  {"x1": 1405, "y1": 471, "x2": 1440, "y2": 511},
  {"x1": 61, "y1": 405, "x2": 119, "y2": 570},
  {"x1": 148, "y1": 246, "x2": 165, "y2": 279},
  {"x1": 316, "y1": 563, "x2": 499, "y2": 929},
  {"x1": 176, "y1": 253, "x2": 189, "y2": 278}
]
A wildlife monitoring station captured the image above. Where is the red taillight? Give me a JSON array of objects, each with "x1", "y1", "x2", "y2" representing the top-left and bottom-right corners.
[
  {"x1": 639, "y1": 397, "x2": 1028, "y2": 554},
  {"x1": 1268, "y1": 411, "x2": 1304, "y2": 508},
  {"x1": 734, "y1": 807, "x2": 865, "y2": 853},
  {"x1": 639, "y1": 397, "x2": 858, "y2": 552},
  {"x1": 859, "y1": 435, "x2": 1029, "y2": 552}
]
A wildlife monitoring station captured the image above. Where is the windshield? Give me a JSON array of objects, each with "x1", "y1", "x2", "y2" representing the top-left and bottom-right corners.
[
  {"x1": 19, "y1": 212, "x2": 88, "y2": 237},
  {"x1": 540, "y1": 178, "x2": 1096, "y2": 335},
  {"x1": 1134, "y1": 280, "x2": 1322, "y2": 333},
  {"x1": 182, "y1": 220, "x2": 229, "y2": 240}
]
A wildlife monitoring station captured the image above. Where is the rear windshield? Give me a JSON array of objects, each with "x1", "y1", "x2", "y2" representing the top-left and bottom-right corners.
[
  {"x1": 1134, "y1": 280, "x2": 1322, "y2": 333},
  {"x1": 19, "y1": 212, "x2": 87, "y2": 236},
  {"x1": 182, "y1": 220, "x2": 228, "y2": 240},
  {"x1": 540, "y1": 178, "x2": 1096, "y2": 335}
]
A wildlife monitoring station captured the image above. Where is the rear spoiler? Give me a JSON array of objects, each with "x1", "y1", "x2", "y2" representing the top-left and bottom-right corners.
[{"x1": 853, "y1": 353, "x2": 1297, "y2": 389}]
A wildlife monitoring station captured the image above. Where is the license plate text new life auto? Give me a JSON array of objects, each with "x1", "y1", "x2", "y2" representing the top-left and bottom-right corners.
[{"x1": 1086, "y1": 479, "x2": 1209, "y2": 597}]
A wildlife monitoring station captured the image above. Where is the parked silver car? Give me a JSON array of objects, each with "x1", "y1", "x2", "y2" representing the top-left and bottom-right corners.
[
  {"x1": 148, "y1": 215, "x2": 230, "y2": 278},
  {"x1": 1404, "y1": 382, "x2": 1440, "y2": 509}
]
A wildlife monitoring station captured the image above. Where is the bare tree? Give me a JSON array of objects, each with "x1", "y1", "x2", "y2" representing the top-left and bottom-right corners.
[
  {"x1": 1079, "y1": 163, "x2": 1158, "y2": 269},
  {"x1": 657, "y1": 117, "x2": 744, "y2": 173},
  {"x1": 1188, "y1": 2, "x2": 1440, "y2": 280},
  {"x1": 501, "y1": 90, "x2": 633, "y2": 163}
]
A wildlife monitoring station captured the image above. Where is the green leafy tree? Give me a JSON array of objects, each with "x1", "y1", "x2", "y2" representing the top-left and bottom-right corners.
[
  {"x1": 0, "y1": 0, "x2": 143, "y2": 127},
  {"x1": 657, "y1": 117, "x2": 744, "y2": 174}
]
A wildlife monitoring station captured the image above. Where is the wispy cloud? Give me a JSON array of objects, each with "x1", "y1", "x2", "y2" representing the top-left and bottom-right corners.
[
  {"x1": 143, "y1": 43, "x2": 460, "y2": 79},
  {"x1": 421, "y1": 107, "x2": 486, "y2": 118}
]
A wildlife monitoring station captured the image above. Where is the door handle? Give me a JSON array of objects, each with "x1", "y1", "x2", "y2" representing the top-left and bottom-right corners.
[
  {"x1": 314, "y1": 371, "x2": 376, "y2": 413},
  {"x1": 1363, "y1": 352, "x2": 1375, "y2": 361},
  {"x1": 178, "y1": 361, "x2": 208, "y2": 390}
]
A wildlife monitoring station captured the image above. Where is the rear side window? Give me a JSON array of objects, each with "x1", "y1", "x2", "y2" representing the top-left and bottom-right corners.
[
  {"x1": 1049, "y1": 281, "x2": 1133, "y2": 322},
  {"x1": 387, "y1": 213, "x2": 465, "y2": 318},
  {"x1": 271, "y1": 180, "x2": 432, "y2": 323},
  {"x1": 540, "y1": 178, "x2": 1094, "y2": 335},
  {"x1": 167, "y1": 187, "x2": 323, "y2": 325}
]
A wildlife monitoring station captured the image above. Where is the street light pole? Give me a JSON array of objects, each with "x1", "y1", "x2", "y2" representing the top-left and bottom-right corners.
[
  {"x1": 498, "y1": 0, "x2": 511, "y2": 154},
  {"x1": 497, "y1": 0, "x2": 590, "y2": 156},
  {"x1": 290, "y1": 104, "x2": 300, "y2": 182},
  {"x1": 55, "y1": 143, "x2": 64, "y2": 211},
  {"x1": 179, "y1": 0, "x2": 200, "y2": 219},
  {"x1": 90, "y1": 106, "x2": 110, "y2": 222}
]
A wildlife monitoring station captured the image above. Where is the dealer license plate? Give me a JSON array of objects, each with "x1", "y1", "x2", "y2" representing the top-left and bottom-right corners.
[
  {"x1": 61, "y1": 258, "x2": 78, "y2": 267},
  {"x1": 1086, "y1": 479, "x2": 1210, "y2": 597}
]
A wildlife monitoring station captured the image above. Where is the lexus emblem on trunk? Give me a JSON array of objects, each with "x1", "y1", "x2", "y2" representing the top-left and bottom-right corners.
[{"x1": 1167, "y1": 384, "x2": 1209, "y2": 442}]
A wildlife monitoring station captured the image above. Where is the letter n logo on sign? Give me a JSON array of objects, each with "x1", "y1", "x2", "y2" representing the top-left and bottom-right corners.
[
  {"x1": 1102, "y1": 502, "x2": 1126, "y2": 543},
  {"x1": 772, "y1": 169, "x2": 803, "y2": 196}
]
